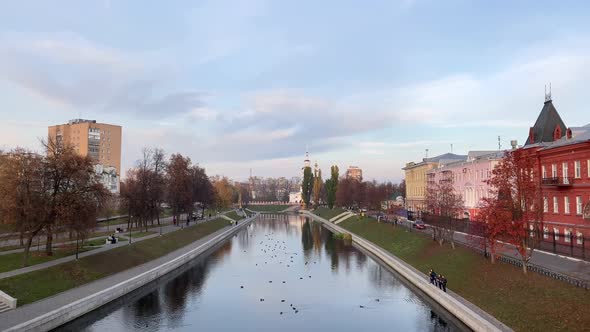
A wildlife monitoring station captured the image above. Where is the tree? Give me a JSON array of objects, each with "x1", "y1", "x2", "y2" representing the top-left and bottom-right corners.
[
  {"x1": 425, "y1": 175, "x2": 464, "y2": 248},
  {"x1": 312, "y1": 168, "x2": 323, "y2": 207},
  {"x1": 473, "y1": 197, "x2": 511, "y2": 264},
  {"x1": 302, "y1": 166, "x2": 313, "y2": 208},
  {"x1": 167, "y1": 154, "x2": 193, "y2": 222},
  {"x1": 0, "y1": 150, "x2": 46, "y2": 266},
  {"x1": 213, "y1": 177, "x2": 234, "y2": 210},
  {"x1": 325, "y1": 165, "x2": 339, "y2": 209},
  {"x1": 484, "y1": 150, "x2": 543, "y2": 274},
  {"x1": 336, "y1": 177, "x2": 354, "y2": 208},
  {"x1": 191, "y1": 165, "x2": 214, "y2": 216}
]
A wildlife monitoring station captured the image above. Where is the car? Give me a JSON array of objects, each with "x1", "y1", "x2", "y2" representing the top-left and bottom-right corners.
[{"x1": 414, "y1": 220, "x2": 426, "y2": 230}]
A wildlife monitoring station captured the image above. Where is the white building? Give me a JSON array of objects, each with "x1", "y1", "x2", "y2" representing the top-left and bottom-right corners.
[{"x1": 95, "y1": 164, "x2": 120, "y2": 194}]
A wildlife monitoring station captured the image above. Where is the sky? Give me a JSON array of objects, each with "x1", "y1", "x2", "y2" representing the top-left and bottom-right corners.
[{"x1": 1, "y1": 0, "x2": 590, "y2": 182}]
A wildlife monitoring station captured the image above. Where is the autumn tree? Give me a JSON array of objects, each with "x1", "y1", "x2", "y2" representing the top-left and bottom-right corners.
[
  {"x1": 0, "y1": 150, "x2": 46, "y2": 266},
  {"x1": 302, "y1": 166, "x2": 313, "y2": 208},
  {"x1": 325, "y1": 165, "x2": 339, "y2": 209},
  {"x1": 484, "y1": 150, "x2": 543, "y2": 274},
  {"x1": 213, "y1": 177, "x2": 234, "y2": 210},
  {"x1": 167, "y1": 154, "x2": 193, "y2": 221},
  {"x1": 191, "y1": 165, "x2": 215, "y2": 216},
  {"x1": 472, "y1": 197, "x2": 511, "y2": 263},
  {"x1": 425, "y1": 174, "x2": 464, "y2": 248},
  {"x1": 312, "y1": 168, "x2": 323, "y2": 207}
]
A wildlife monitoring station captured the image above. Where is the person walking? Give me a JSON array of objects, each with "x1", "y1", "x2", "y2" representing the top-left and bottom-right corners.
[
  {"x1": 429, "y1": 269, "x2": 436, "y2": 285},
  {"x1": 441, "y1": 275, "x2": 447, "y2": 292},
  {"x1": 436, "y1": 275, "x2": 443, "y2": 290}
]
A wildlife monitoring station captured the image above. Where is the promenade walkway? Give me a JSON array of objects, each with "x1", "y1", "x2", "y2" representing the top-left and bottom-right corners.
[{"x1": 0, "y1": 216, "x2": 218, "y2": 280}]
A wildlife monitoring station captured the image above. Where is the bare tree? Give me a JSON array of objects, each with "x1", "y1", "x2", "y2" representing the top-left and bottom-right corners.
[{"x1": 425, "y1": 173, "x2": 464, "y2": 248}]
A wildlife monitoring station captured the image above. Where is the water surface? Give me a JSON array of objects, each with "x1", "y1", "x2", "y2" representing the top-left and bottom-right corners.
[{"x1": 57, "y1": 214, "x2": 466, "y2": 332}]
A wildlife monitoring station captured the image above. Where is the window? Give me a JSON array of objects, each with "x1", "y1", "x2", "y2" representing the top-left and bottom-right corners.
[
  {"x1": 552, "y1": 164, "x2": 557, "y2": 177},
  {"x1": 564, "y1": 229, "x2": 571, "y2": 243},
  {"x1": 577, "y1": 232, "x2": 583, "y2": 245},
  {"x1": 576, "y1": 196, "x2": 583, "y2": 215},
  {"x1": 543, "y1": 197, "x2": 548, "y2": 213},
  {"x1": 553, "y1": 196, "x2": 559, "y2": 213},
  {"x1": 554, "y1": 228, "x2": 559, "y2": 240},
  {"x1": 542, "y1": 165, "x2": 547, "y2": 178},
  {"x1": 543, "y1": 227, "x2": 549, "y2": 239},
  {"x1": 575, "y1": 161, "x2": 581, "y2": 178},
  {"x1": 562, "y1": 162, "x2": 569, "y2": 183},
  {"x1": 564, "y1": 196, "x2": 570, "y2": 214}
]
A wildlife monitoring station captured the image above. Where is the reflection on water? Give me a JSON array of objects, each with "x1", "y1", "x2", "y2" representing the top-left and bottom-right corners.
[{"x1": 57, "y1": 215, "x2": 466, "y2": 332}]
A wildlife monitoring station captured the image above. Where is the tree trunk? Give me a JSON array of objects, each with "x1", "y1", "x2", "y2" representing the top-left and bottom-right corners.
[
  {"x1": 45, "y1": 225, "x2": 53, "y2": 256},
  {"x1": 490, "y1": 252, "x2": 496, "y2": 264},
  {"x1": 522, "y1": 262, "x2": 527, "y2": 274},
  {"x1": 22, "y1": 233, "x2": 36, "y2": 267}
]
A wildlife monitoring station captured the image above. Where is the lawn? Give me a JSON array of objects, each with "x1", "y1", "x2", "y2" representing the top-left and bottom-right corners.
[
  {"x1": 129, "y1": 231, "x2": 157, "y2": 238},
  {"x1": 224, "y1": 211, "x2": 244, "y2": 221},
  {"x1": 313, "y1": 206, "x2": 346, "y2": 220},
  {"x1": 83, "y1": 237, "x2": 128, "y2": 247},
  {"x1": 0, "y1": 247, "x2": 93, "y2": 273},
  {"x1": 246, "y1": 205, "x2": 291, "y2": 213},
  {"x1": 0, "y1": 218, "x2": 231, "y2": 305},
  {"x1": 337, "y1": 217, "x2": 590, "y2": 332}
]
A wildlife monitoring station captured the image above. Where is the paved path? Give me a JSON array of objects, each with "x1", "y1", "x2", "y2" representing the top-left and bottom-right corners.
[
  {"x1": 0, "y1": 218, "x2": 244, "y2": 331},
  {"x1": 0, "y1": 217, "x2": 218, "y2": 280},
  {"x1": 395, "y1": 219, "x2": 590, "y2": 282}
]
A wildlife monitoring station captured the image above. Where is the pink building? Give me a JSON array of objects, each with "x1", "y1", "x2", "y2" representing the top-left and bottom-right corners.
[{"x1": 427, "y1": 151, "x2": 504, "y2": 220}]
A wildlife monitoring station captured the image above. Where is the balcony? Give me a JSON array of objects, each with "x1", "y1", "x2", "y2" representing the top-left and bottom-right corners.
[{"x1": 541, "y1": 177, "x2": 573, "y2": 186}]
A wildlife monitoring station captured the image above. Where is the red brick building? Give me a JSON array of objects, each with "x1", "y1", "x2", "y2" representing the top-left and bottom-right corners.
[{"x1": 523, "y1": 95, "x2": 590, "y2": 244}]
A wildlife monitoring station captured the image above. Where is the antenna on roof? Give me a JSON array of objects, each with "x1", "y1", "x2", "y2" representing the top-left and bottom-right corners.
[
  {"x1": 425, "y1": 149, "x2": 429, "y2": 159},
  {"x1": 498, "y1": 136, "x2": 501, "y2": 150},
  {"x1": 545, "y1": 83, "x2": 552, "y2": 102},
  {"x1": 450, "y1": 144, "x2": 453, "y2": 153}
]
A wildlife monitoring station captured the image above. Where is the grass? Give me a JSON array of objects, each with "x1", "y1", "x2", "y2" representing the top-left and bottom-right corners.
[
  {"x1": 224, "y1": 211, "x2": 244, "y2": 221},
  {"x1": 337, "y1": 217, "x2": 590, "y2": 332},
  {"x1": 246, "y1": 205, "x2": 291, "y2": 213},
  {"x1": 83, "y1": 237, "x2": 128, "y2": 247},
  {"x1": 314, "y1": 206, "x2": 346, "y2": 220},
  {"x1": 0, "y1": 247, "x2": 93, "y2": 273},
  {"x1": 0, "y1": 218, "x2": 230, "y2": 305},
  {"x1": 0, "y1": 244, "x2": 24, "y2": 252},
  {"x1": 128, "y1": 231, "x2": 157, "y2": 238}
]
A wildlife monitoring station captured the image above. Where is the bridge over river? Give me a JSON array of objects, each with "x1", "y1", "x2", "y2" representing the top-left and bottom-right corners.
[{"x1": 56, "y1": 214, "x2": 468, "y2": 331}]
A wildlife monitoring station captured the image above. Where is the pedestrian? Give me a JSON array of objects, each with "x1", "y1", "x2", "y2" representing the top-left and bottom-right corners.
[
  {"x1": 186, "y1": 215, "x2": 190, "y2": 226},
  {"x1": 437, "y1": 275, "x2": 443, "y2": 290},
  {"x1": 441, "y1": 275, "x2": 447, "y2": 292},
  {"x1": 173, "y1": 216, "x2": 177, "y2": 226},
  {"x1": 429, "y1": 269, "x2": 436, "y2": 285}
]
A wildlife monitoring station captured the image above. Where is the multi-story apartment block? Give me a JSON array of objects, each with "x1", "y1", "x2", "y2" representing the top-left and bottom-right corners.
[
  {"x1": 345, "y1": 166, "x2": 363, "y2": 181},
  {"x1": 48, "y1": 119, "x2": 122, "y2": 193}
]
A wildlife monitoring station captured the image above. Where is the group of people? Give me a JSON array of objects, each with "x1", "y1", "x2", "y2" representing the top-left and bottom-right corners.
[
  {"x1": 429, "y1": 269, "x2": 448, "y2": 292},
  {"x1": 106, "y1": 234, "x2": 118, "y2": 244}
]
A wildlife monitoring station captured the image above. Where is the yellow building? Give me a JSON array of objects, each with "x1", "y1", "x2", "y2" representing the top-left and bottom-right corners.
[
  {"x1": 48, "y1": 119, "x2": 122, "y2": 176},
  {"x1": 402, "y1": 153, "x2": 466, "y2": 217}
]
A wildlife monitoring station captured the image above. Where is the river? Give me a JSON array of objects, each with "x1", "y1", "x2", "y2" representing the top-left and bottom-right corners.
[{"x1": 56, "y1": 214, "x2": 467, "y2": 331}]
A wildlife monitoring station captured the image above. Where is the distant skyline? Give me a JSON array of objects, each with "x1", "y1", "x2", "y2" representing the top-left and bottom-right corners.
[{"x1": 1, "y1": 1, "x2": 590, "y2": 182}]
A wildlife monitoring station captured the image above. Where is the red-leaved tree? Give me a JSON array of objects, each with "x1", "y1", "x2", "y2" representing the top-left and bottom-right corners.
[{"x1": 484, "y1": 150, "x2": 543, "y2": 273}]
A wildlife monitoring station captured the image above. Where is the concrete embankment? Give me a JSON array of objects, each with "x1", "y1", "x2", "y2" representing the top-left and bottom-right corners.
[
  {"x1": 302, "y1": 211, "x2": 511, "y2": 332},
  {"x1": 2, "y1": 215, "x2": 258, "y2": 332}
]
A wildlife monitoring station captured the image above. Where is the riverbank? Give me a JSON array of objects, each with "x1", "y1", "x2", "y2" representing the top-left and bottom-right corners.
[
  {"x1": 0, "y1": 215, "x2": 257, "y2": 331},
  {"x1": 312, "y1": 211, "x2": 589, "y2": 332}
]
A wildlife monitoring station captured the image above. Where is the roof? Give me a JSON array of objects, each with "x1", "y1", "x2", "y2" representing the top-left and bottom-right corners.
[
  {"x1": 540, "y1": 123, "x2": 590, "y2": 150},
  {"x1": 403, "y1": 153, "x2": 466, "y2": 170},
  {"x1": 525, "y1": 100, "x2": 567, "y2": 145}
]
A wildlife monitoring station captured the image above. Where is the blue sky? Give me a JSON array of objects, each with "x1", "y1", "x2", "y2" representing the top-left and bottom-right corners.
[{"x1": 1, "y1": 0, "x2": 590, "y2": 182}]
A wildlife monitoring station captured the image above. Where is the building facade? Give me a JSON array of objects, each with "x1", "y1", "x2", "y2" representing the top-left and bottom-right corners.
[
  {"x1": 522, "y1": 96, "x2": 590, "y2": 239},
  {"x1": 427, "y1": 151, "x2": 503, "y2": 220},
  {"x1": 48, "y1": 119, "x2": 122, "y2": 193},
  {"x1": 403, "y1": 153, "x2": 467, "y2": 217},
  {"x1": 345, "y1": 166, "x2": 363, "y2": 181}
]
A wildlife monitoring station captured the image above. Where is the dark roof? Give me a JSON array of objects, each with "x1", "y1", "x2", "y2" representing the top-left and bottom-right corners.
[{"x1": 525, "y1": 100, "x2": 567, "y2": 145}]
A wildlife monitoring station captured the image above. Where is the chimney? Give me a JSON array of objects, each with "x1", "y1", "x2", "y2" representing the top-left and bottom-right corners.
[{"x1": 510, "y1": 140, "x2": 518, "y2": 150}]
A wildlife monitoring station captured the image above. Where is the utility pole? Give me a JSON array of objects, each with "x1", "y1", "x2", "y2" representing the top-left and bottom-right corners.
[{"x1": 498, "y1": 136, "x2": 501, "y2": 150}]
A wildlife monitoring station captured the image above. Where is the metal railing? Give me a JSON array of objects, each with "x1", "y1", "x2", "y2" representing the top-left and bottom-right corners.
[{"x1": 541, "y1": 176, "x2": 573, "y2": 186}]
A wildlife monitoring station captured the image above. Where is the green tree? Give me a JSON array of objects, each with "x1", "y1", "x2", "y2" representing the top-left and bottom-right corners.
[
  {"x1": 325, "y1": 165, "x2": 339, "y2": 209},
  {"x1": 312, "y1": 168, "x2": 323, "y2": 207},
  {"x1": 302, "y1": 166, "x2": 313, "y2": 208}
]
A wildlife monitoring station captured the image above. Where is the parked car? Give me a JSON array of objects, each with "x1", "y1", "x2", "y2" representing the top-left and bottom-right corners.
[{"x1": 414, "y1": 220, "x2": 426, "y2": 230}]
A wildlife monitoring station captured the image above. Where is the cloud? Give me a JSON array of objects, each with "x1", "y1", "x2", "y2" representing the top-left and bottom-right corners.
[{"x1": 0, "y1": 32, "x2": 206, "y2": 117}]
